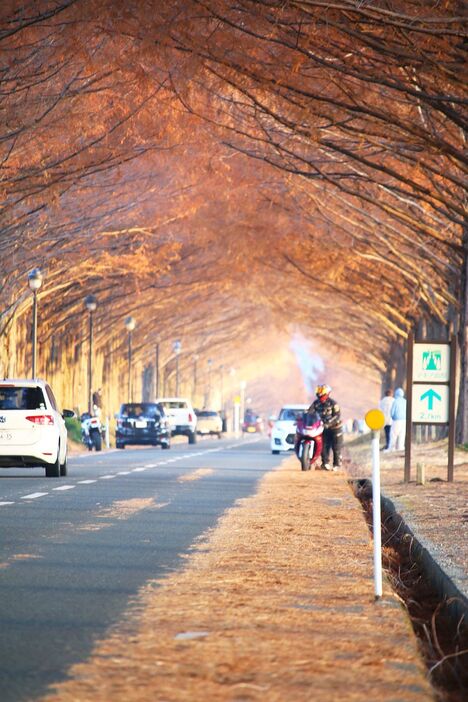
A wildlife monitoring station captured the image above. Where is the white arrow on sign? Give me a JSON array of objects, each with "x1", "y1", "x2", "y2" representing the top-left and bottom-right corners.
[{"x1": 412, "y1": 384, "x2": 449, "y2": 424}]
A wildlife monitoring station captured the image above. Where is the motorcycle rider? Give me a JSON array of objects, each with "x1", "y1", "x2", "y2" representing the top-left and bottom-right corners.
[{"x1": 308, "y1": 384, "x2": 343, "y2": 470}]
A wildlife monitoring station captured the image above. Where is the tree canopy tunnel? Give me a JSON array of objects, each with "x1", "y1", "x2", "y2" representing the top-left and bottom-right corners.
[{"x1": 0, "y1": 1, "x2": 466, "y2": 434}]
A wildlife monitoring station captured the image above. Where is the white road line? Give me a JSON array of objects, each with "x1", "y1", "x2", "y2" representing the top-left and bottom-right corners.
[
  {"x1": 117, "y1": 471, "x2": 131, "y2": 475},
  {"x1": 21, "y1": 492, "x2": 48, "y2": 500},
  {"x1": 145, "y1": 463, "x2": 157, "y2": 468},
  {"x1": 100, "y1": 475, "x2": 116, "y2": 480},
  {"x1": 52, "y1": 485, "x2": 76, "y2": 491},
  {"x1": 0, "y1": 501, "x2": 15, "y2": 506},
  {"x1": 77, "y1": 479, "x2": 97, "y2": 484},
  {"x1": 132, "y1": 467, "x2": 146, "y2": 472}
]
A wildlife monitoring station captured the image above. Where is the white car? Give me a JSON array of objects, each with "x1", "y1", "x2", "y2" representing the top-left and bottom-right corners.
[
  {"x1": 196, "y1": 410, "x2": 223, "y2": 438},
  {"x1": 156, "y1": 397, "x2": 197, "y2": 444},
  {"x1": 0, "y1": 379, "x2": 74, "y2": 477},
  {"x1": 270, "y1": 404, "x2": 309, "y2": 454}
]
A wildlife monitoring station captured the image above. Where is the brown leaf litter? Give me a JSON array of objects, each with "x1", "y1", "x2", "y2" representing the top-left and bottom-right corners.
[{"x1": 42, "y1": 457, "x2": 434, "y2": 702}]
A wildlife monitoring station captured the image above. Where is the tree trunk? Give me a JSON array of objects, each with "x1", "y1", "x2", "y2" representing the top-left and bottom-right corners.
[{"x1": 456, "y1": 223, "x2": 468, "y2": 444}]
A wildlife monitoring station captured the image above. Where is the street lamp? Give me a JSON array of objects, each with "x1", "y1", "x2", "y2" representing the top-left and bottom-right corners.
[
  {"x1": 125, "y1": 316, "x2": 136, "y2": 402},
  {"x1": 84, "y1": 294, "x2": 98, "y2": 414},
  {"x1": 219, "y1": 364, "x2": 225, "y2": 410},
  {"x1": 173, "y1": 339, "x2": 181, "y2": 395},
  {"x1": 207, "y1": 358, "x2": 213, "y2": 406},
  {"x1": 240, "y1": 380, "x2": 247, "y2": 423},
  {"x1": 193, "y1": 354, "x2": 199, "y2": 401},
  {"x1": 27, "y1": 268, "x2": 43, "y2": 378},
  {"x1": 155, "y1": 340, "x2": 160, "y2": 398}
]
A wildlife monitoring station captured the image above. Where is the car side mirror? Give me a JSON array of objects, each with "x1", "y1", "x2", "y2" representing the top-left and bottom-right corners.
[{"x1": 62, "y1": 409, "x2": 75, "y2": 418}]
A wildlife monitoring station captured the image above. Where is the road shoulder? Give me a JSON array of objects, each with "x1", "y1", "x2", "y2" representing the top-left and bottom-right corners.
[{"x1": 43, "y1": 456, "x2": 434, "y2": 702}]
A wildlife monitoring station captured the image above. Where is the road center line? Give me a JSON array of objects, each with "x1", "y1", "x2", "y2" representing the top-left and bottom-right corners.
[
  {"x1": 132, "y1": 467, "x2": 147, "y2": 472},
  {"x1": 0, "y1": 501, "x2": 15, "y2": 506},
  {"x1": 77, "y1": 479, "x2": 97, "y2": 484},
  {"x1": 21, "y1": 493, "x2": 48, "y2": 500},
  {"x1": 52, "y1": 485, "x2": 76, "y2": 491},
  {"x1": 100, "y1": 475, "x2": 116, "y2": 480},
  {"x1": 116, "y1": 471, "x2": 131, "y2": 475}
]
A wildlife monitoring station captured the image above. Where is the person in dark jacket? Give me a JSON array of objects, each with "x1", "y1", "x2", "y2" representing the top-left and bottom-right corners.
[{"x1": 308, "y1": 384, "x2": 343, "y2": 470}]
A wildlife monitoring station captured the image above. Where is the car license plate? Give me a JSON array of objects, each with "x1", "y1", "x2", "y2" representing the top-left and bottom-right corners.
[
  {"x1": 0, "y1": 432, "x2": 13, "y2": 440},
  {"x1": 247, "y1": 427, "x2": 256, "y2": 433},
  {"x1": 135, "y1": 420, "x2": 146, "y2": 428}
]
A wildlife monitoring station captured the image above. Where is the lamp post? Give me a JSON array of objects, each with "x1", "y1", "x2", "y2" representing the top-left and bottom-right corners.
[
  {"x1": 125, "y1": 316, "x2": 136, "y2": 402},
  {"x1": 219, "y1": 364, "x2": 225, "y2": 410},
  {"x1": 207, "y1": 358, "x2": 213, "y2": 406},
  {"x1": 240, "y1": 380, "x2": 247, "y2": 424},
  {"x1": 84, "y1": 295, "x2": 98, "y2": 414},
  {"x1": 173, "y1": 340, "x2": 181, "y2": 395},
  {"x1": 155, "y1": 341, "x2": 160, "y2": 398},
  {"x1": 27, "y1": 268, "x2": 43, "y2": 378},
  {"x1": 193, "y1": 354, "x2": 199, "y2": 402}
]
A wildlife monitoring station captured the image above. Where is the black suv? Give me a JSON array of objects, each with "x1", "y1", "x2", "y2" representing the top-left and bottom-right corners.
[{"x1": 115, "y1": 402, "x2": 171, "y2": 450}]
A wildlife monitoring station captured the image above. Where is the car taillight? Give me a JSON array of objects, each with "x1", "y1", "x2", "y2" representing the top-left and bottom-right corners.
[
  {"x1": 188, "y1": 413, "x2": 193, "y2": 422},
  {"x1": 26, "y1": 415, "x2": 54, "y2": 425}
]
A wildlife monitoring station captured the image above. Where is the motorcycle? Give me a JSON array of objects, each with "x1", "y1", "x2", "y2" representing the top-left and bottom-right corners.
[
  {"x1": 295, "y1": 411, "x2": 324, "y2": 471},
  {"x1": 80, "y1": 412, "x2": 103, "y2": 451}
]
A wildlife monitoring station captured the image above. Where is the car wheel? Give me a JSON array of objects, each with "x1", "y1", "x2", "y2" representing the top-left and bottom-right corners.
[
  {"x1": 116, "y1": 442, "x2": 125, "y2": 449},
  {"x1": 272, "y1": 450, "x2": 280, "y2": 455},
  {"x1": 60, "y1": 454, "x2": 68, "y2": 477},
  {"x1": 217, "y1": 432, "x2": 222, "y2": 439},
  {"x1": 188, "y1": 431, "x2": 197, "y2": 445},
  {"x1": 46, "y1": 445, "x2": 61, "y2": 477},
  {"x1": 162, "y1": 442, "x2": 171, "y2": 450}
]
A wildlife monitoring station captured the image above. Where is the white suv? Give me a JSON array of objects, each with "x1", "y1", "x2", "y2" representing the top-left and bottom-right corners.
[
  {"x1": 155, "y1": 397, "x2": 197, "y2": 444},
  {"x1": 0, "y1": 379, "x2": 74, "y2": 477}
]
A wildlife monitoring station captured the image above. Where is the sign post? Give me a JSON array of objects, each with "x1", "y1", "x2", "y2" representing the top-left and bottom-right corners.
[
  {"x1": 405, "y1": 335, "x2": 456, "y2": 482},
  {"x1": 365, "y1": 408, "x2": 386, "y2": 600}
]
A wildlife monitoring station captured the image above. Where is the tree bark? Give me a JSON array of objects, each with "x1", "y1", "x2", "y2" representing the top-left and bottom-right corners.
[{"x1": 456, "y1": 222, "x2": 468, "y2": 444}]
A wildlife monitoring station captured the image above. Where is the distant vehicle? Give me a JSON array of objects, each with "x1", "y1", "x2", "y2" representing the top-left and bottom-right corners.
[
  {"x1": 0, "y1": 379, "x2": 74, "y2": 477},
  {"x1": 270, "y1": 404, "x2": 309, "y2": 454},
  {"x1": 80, "y1": 412, "x2": 103, "y2": 451},
  {"x1": 115, "y1": 402, "x2": 171, "y2": 450},
  {"x1": 242, "y1": 410, "x2": 263, "y2": 434},
  {"x1": 196, "y1": 410, "x2": 223, "y2": 438},
  {"x1": 155, "y1": 397, "x2": 197, "y2": 444}
]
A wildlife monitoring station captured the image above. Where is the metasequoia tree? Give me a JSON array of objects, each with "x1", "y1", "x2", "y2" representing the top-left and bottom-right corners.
[
  {"x1": 155, "y1": 0, "x2": 466, "y2": 434},
  {"x1": 1, "y1": 1, "x2": 467, "y2": 433}
]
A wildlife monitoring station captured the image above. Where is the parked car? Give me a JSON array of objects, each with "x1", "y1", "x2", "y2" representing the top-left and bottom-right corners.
[
  {"x1": 115, "y1": 402, "x2": 171, "y2": 449},
  {"x1": 0, "y1": 379, "x2": 74, "y2": 477},
  {"x1": 270, "y1": 404, "x2": 309, "y2": 454},
  {"x1": 155, "y1": 397, "x2": 197, "y2": 444},
  {"x1": 196, "y1": 410, "x2": 223, "y2": 438}
]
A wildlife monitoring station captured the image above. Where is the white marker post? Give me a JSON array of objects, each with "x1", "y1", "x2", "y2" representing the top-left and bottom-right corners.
[{"x1": 365, "y1": 409, "x2": 385, "y2": 600}]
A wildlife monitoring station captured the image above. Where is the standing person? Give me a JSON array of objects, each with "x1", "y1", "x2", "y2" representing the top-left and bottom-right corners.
[
  {"x1": 388, "y1": 387, "x2": 407, "y2": 451},
  {"x1": 379, "y1": 389, "x2": 393, "y2": 450},
  {"x1": 309, "y1": 384, "x2": 343, "y2": 470}
]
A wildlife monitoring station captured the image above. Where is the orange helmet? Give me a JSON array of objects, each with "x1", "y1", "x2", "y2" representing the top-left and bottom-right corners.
[{"x1": 316, "y1": 384, "x2": 331, "y2": 398}]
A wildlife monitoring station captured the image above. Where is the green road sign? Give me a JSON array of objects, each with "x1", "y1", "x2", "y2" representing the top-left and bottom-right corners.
[
  {"x1": 413, "y1": 343, "x2": 450, "y2": 382},
  {"x1": 412, "y1": 384, "x2": 449, "y2": 423}
]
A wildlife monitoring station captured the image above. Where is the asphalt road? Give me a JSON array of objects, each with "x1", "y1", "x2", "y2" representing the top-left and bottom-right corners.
[{"x1": 0, "y1": 435, "x2": 282, "y2": 702}]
